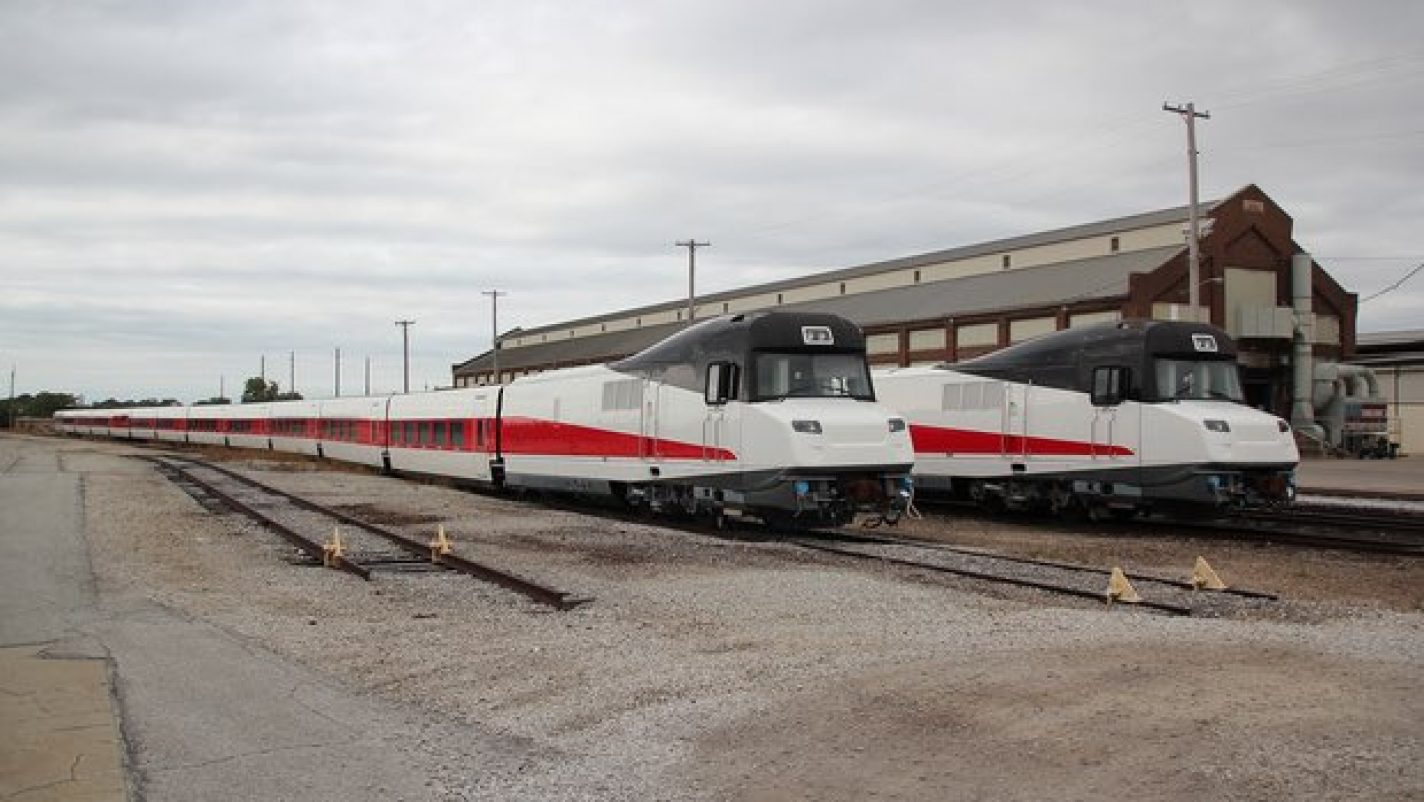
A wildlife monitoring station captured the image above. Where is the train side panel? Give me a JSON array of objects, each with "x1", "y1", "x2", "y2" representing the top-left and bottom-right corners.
[
  {"x1": 318, "y1": 396, "x2": 389, "y2": 468},
  {"x1": 387, "y1": 389, "x2": 497, "y2": 483}
]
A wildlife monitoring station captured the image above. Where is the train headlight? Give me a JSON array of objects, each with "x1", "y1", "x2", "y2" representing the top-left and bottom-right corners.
[
  {"x1": 791, "y1": 420, "x2": 823, "y2": 434},
  {"x1": 1203, "y1": 419, "x2": 1231, "y2": 433},
  {"x1": 887, "y1": 417, "x2": 907, "y2": 433},
  {"x1": 1277, "y1": 419, "x2": 1291, "y2": 433}
]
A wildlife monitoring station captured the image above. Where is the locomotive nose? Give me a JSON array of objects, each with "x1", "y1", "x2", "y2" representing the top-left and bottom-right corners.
[{"x1": 765, "y1": 400, "x2": 915, "y2": 467}]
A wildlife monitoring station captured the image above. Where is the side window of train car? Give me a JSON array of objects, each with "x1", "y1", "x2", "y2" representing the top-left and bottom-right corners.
[
  {"x1": 705, "y1": 362, "x2": 738, "y2": 405},
  {"x1": 451, "y1": 422, "x2": 465, "y2": 449},
  {"x1": 1091, "y1": 366, "x2": 1128, "y2": 407}
]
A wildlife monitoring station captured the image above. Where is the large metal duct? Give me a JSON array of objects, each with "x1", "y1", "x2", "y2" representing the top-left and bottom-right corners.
[
  {"x1": 1290, "y1": 253, "x2": 1324, "y2": 438},
  {"x1": 1312, "y1": 362, "x2": 1384, "y2": 448}
]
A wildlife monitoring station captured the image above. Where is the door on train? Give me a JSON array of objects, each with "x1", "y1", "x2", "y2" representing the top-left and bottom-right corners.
[
  {"x1": 1088, "y1": 365, "x2": 1141, "y2": 470},
  {"x1": 702, "y1": 361, "x2": 743, "y2": 463},
  {"x1": 1002, "y1": 381, "x2": 1028, "y2": 462},
  {"x1": 640, "y1": 376, "x2": 661, "y2": 460}
]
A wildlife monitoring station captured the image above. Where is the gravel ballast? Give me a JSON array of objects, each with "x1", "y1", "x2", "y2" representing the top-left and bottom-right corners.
[{"x1": 48, "y1": 438, "x2": 1424, "y2": 800}]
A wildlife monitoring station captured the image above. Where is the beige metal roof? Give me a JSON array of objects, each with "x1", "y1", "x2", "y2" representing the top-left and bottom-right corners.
[
  {"x1": 454, "y1": 245, "x2": 1181, "y2": 375},
  {"x1": 502, "y1": 201, "x2": 1206, "y2": 340}
]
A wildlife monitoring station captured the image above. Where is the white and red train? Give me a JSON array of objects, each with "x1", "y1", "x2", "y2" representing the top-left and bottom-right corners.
[
  {"x1": 57, "y1": 312, "x2": 917, "y2": 527},
  {"x1": 874, "y1": 320, "x2": 1299, "y2": 516}
]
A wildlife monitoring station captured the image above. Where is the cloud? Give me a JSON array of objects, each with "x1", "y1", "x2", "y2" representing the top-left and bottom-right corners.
[{"x1": 1, "y1": 0, "x2": 1421, "y2": 402}]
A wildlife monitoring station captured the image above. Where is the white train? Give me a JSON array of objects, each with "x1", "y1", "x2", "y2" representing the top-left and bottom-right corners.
[
  {"x1": 57, "y1": 312, "x2": 916, "y2": 527},
  {"x1": 874, "y1": 320, "x2": 1299, "y2": 517}
]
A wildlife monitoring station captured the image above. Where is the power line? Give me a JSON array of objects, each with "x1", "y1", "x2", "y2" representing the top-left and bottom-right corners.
[{"x1": 1361, "y1": 262, "x2": 1424, "y2": 303}]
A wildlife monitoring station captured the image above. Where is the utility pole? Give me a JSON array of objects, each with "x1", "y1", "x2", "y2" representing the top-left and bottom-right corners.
[
  {"x1": 289, "y1": 351, "x2": 295, "y2": 396},
  {"x1": 1163, "y1": 101, "x2": 1210, "y2": 322},
  {"x1": 260, "y1": 354, "x2": 266, "y2": 384},
  {"x1": 364, "y1": 356, "x2": 371, "y2": 396},
  {"x1": 394, "y1": 320, "x2": 415, "y2": 393},
  {"x1": 482, "y1": 290, "x2": 507, "y2": 384},
  {"x1": 675, "y1": 239, "x2": 710, "y2": 324},
  {"x1": 219, "y1": 376, "x2": 225, "y2": 401},
  {"x1": 334, "y1": 347, "x2": 341, "y2": 397},
  {"x1": 8, "y1": 364, "x2": 15, "y2": 430}
]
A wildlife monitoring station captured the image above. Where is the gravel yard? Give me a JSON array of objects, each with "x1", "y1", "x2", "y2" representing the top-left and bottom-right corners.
[{"x1": 59, "y1": 438, "x2": 1424, "y2": 800}]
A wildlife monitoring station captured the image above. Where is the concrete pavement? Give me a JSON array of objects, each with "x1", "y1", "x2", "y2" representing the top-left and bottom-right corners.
[{"x1": 0, "y1": 435, "x2": 500, "y2": 801}]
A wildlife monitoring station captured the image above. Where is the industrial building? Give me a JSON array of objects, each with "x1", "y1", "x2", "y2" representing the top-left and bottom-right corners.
[
  {"x1": 1352, "y1": 329, "x2": 1423, "y2": 455},
  {"x1": 453, "y1": 184, "x2": 1357, "y2": 423}
]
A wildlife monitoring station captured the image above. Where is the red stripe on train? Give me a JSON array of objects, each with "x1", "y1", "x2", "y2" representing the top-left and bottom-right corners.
[
  {"x1": 500, "y1": 417, "x2": 737, "y2": 461},
  {"x1": 909, "y1": 423, "x2": 1134, "y2": 457}
]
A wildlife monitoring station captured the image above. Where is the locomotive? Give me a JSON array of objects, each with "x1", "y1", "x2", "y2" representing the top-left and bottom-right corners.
[
  {"x1": 57, "y1": 312, "x2": 916, "y2": 527},
  {"x1": 873, "y1": 320, "x2": 1299, "y2": 517}
]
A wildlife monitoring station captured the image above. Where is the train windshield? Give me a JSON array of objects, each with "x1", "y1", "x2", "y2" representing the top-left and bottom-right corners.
[
  {"x1": 1153, "y1": 358, "x2": 1244, "y2": 402},
  {"x1": 751, "y1": 351, "x2": 874, "y2": 401}
]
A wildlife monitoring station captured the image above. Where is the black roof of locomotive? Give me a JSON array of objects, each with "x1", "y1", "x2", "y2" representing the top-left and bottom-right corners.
[
  {"x1": 613, "y1": 311, "x2": 865, "y2": 371},
  {"x1": 949, "y1": 319, "x2": 1238, "y2": 373}
]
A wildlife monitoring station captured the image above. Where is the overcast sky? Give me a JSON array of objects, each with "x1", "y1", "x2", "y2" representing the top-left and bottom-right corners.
[{"x1": 3, "y1": 0, "x2": 1421, "y2": 403}]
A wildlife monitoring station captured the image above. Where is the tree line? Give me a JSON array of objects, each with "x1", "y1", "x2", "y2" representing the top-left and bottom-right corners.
[{"x1": 0, "y1": 377, "x2": 302, "y2": 428}]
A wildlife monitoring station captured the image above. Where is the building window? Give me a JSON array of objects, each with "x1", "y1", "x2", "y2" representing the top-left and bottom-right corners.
[
  {"x1": 1110, "y1": 236, "x2": 1120, "y2": 253},
  {"x1": 776, "y1": 293, "x2": 783, "y2": 305},
  {"x1": 601, "y1": 323, "x2": 606, "y2": 332},
  {"x1": 1001, "y1": 254, "x2": 1011, "y2": 269},
  {"x1": 676, "y1": 310, "x2": 682, "y2": 321},
  {"x1": 839, "y1": 282, "x2": 847, "y2": 295},
  {"x1": 636, "y1": 317, "x2": 642, "y2": 327},
  {"x1": 722, "y1": 302, "x2": 729, "y2": 313},
  {"x1": 913, "y1": 269, "x2": 921, "y2": 284}
]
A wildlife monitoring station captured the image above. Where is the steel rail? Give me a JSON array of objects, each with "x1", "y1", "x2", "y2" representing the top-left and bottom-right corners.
[
  {"x1": 149, "y1": 459, "x2": 373, "y2": 581},
  {"x1": 1236, "y1": 506, "x2": 1424, "y2": 535},
  {"x1": 913, "y1": 496, "x2": 1423, "y2": 557},
  {"x1": 787, "y1": 537, "x2": 1194, "y2": 616},
  {"x1": 824, "y1": 530, "x2": 1279, "y2": 600},
  {"x1": 162, "y1": 456, "x2": 586, "y2": 611}
]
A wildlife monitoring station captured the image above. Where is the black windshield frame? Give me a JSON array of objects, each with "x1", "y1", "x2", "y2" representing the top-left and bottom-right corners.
[{"x1": 749, "y1": 350, "x2": 876, "y2": 401}]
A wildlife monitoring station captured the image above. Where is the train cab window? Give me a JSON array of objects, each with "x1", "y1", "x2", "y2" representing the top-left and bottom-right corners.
[
  {"x1": 705, "y1": 362, "x2": 738, "y2": 405},
  {"x1": 1153, "y1": 359, "x2": 1244, "y2": 402},
  {"x1": 752, "y1": 352, "x2": 873, "y2": 401},
  {"x1": 1091, "y1": 366, "x2": 1128, "y2": 407}
]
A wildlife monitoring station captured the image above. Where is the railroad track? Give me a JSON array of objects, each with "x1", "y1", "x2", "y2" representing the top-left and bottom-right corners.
[
  {"x1": 783, "y1": 530, "x2": 1278, "y2": 617},
  {"x1": 913, "y1": 496, "x2": 1424, "y2": 557},
  {"x1": 139, "y1": 455, "x2": 587, "y2": 610},
  {"x1": 1188, "y1": 504, "x2": 1424, "y2": 556}
]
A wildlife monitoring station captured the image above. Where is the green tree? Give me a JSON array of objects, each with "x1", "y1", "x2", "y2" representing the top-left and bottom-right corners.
[
  {"x1": 240, "y1": 378, "x2": 300, "y2": 403},
  {"x1": 242, "y1": 377, "x2": 278, "y2": 403},
  {"x1": 1, "y1": 391, "x2": 80, "y2": 427}
]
